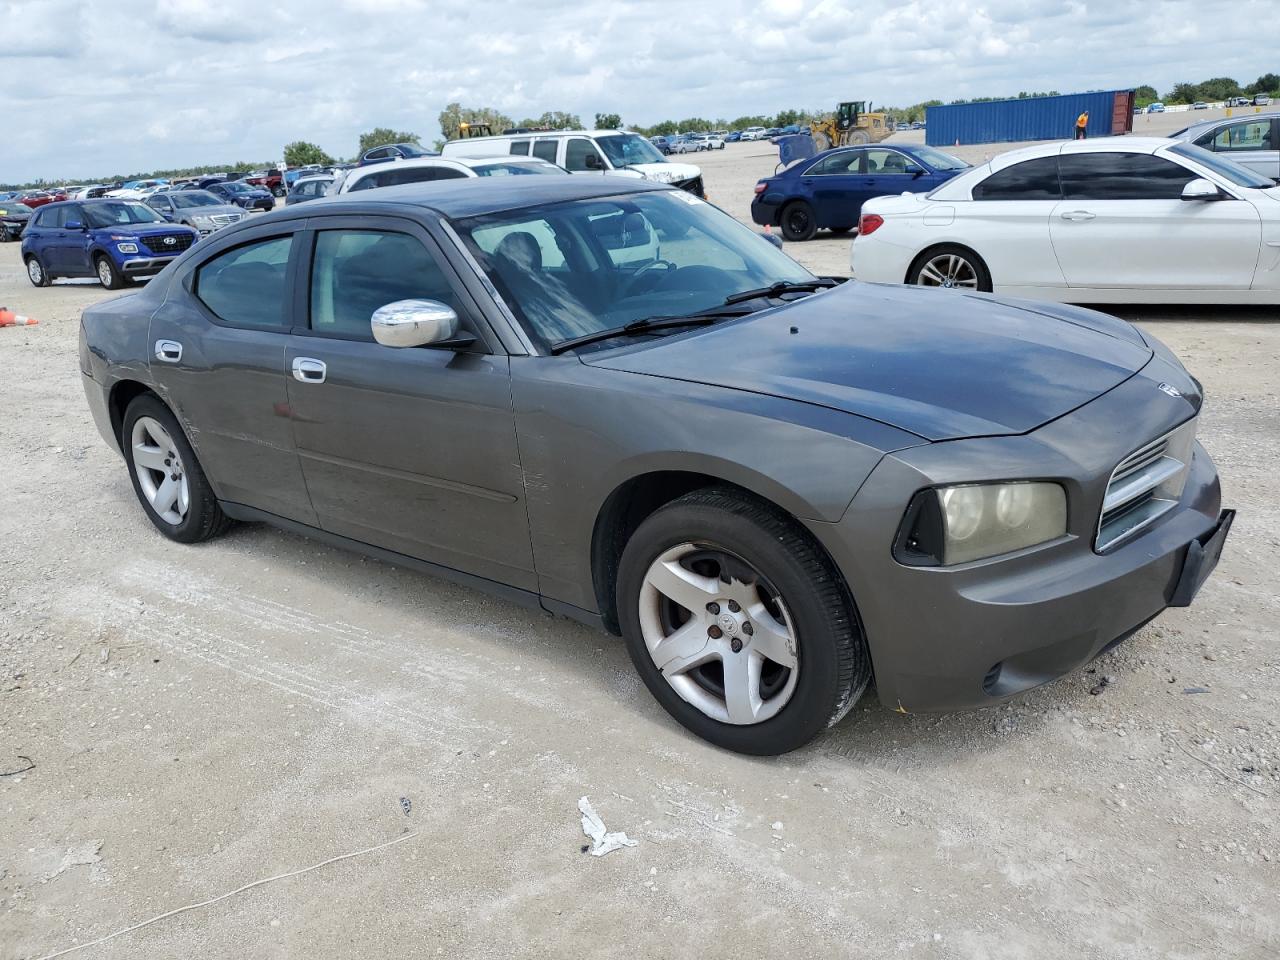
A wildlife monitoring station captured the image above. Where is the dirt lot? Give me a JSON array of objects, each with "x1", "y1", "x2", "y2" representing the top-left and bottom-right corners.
[{"x1": 1, "y1": 140, "x2": 1278, "y2": 960}]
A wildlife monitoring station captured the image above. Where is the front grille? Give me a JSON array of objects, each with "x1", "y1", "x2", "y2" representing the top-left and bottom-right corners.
[
  {"x1": 1096, "y1": 419, "x2": 1197, "y2": 551},
  {"x1": 140, "y1": 232, "x2": 195, "y2": 255},
  {"x1": 675, "y1": 175, "x2": 706, "y2": 198},
  {"x1": 209, "y1": 213, "x2": 240, "y2": 227}
]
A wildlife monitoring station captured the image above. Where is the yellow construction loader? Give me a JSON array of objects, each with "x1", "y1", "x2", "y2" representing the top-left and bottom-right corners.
[{"x1": 810, "y1": 101, "x2": 893, "y2": 150}]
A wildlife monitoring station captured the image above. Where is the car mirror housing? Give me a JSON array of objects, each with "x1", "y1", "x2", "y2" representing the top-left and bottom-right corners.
[
  {"x1": 371, "y1": 299, "x2": 460, "y2": 348},
  {"x1": 1181, "y1": 178, "x2": 1222, "y2": 201},
  {"x1": 65, "y1": 220, "x2": 84, "y2": 230}
]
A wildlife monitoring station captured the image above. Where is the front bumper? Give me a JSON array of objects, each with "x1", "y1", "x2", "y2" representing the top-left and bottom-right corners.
[
  {"x1": 809, "y1": 357, "x2": 1231, "y2": 713},
  {"x1": 1, "y1": 221, "x2": 25, "y2": 239},
  {"x1": 120, "y1": 255, "x2": 180, "y2": 276}
]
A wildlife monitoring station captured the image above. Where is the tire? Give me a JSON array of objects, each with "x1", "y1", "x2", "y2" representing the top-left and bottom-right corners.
[
  {"x1": 813, "y1": 131, "x2": 832, "y2": 152},
  {"x1": 0, "y1": 228, "x2": 11, "y2": 243},
  {"x1": 848, "y1": 129, "x2": 871, "y2": 145},
  {"x1": 779, "y1": 201, "x2": 817, "y2": 242},
  {"x1": 907, "y1": 244, "x2": 993, "y2": 293},
  {"x1": 25, "y1": 255, "x2": 50, "y2": 287},
  {"x1": 272, "y1": 186, "x2": 285, "y2": 197},
  {"x1": 122, "y1": 394, "x2": 232, "y2": 544},
  {"x1": 95, "y1": 254, "x2": 125, "y2": 290},
  {"x1": 617, "y1": 487, "x2": 870, "y2": 755}
]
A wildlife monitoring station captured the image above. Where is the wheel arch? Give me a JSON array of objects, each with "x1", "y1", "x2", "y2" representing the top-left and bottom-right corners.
[
  {"x1": 589, "y1": 467, "x2": 853, "y2": 637},
  {"x1": 107, "y1": 379, "x2": 160, "y2": 449}
]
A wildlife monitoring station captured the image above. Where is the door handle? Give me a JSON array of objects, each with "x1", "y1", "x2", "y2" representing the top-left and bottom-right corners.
[
  {"x1": 154, "y1": 339, "x2": 183, "y2": 363},
  {"x1": 1059, "y1": 211, "x2": 1096, "y2": 221},
  {"x1": 292, "y1": 357, "x2": 327, "y2": 384}
]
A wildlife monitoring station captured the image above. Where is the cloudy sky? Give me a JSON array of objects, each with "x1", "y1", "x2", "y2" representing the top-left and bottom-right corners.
[{"x1": 4, "y1": 0, "x2": 1274, "y2": 182}]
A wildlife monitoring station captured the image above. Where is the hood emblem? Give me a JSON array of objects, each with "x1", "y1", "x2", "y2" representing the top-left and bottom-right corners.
[
  {"x1": 163, "y1": 236, "x2": 176, "y2": 245},
  {"x1": 1157, "y1": 382, "x2": 1181, "y2": 399}
]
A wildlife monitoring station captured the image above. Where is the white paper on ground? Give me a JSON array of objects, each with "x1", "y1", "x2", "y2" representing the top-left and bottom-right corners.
[{"x1": 578, "y1": 796, "x2": 638, "y2": 857}]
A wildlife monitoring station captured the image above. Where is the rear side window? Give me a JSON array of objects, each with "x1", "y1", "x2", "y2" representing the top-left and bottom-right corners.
[
  {"x1": 349, "y1": 166, "x2": 468, "y2": 191},
  {"x1": 42, "y1": 205, "x2": 68, "y2": 228},
  {"x1": 806, "y1": 151, "x2": 860, "y2": 175},
  {"x1": 195, "y1": 235, "x2": 293, "y2": 329},
  {"x1": 509, "y1": 140, "x2": 531, "y2": 156},
  {"x1": 532, "y1": 139, "x2": 558, "y2": 163},
  {"x1": 1059, "y1": 153, "x2": 1197, "y2": 200},
  {"x1": 309, "y1": 230, "x2": 458, "y2": 339},
  {"x1": 972, "y1": 157, "x2": 1062, "y2": 200},
  {"x1": 1210, "y1": 120, "x2": 1273, "y2": 152}
]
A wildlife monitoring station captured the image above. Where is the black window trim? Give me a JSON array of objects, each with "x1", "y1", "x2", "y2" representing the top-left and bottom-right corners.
[{"x1": 803, "y1": 148, "x2": 863, "y2": 177}]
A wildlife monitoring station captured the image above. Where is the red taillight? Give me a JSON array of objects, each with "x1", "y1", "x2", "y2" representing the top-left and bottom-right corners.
[
  {"x1": 753, "y1": 181, "x2": 767, "y2": 194},
  {"x1": 858, "y1": 213, "x2": 884, "y2": 236}
]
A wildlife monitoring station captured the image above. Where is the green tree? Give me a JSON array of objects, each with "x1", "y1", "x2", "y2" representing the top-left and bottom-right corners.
[
  {"x1": 594, "y1": 112, "x2": 622, "y2": 129},
  {"x1": 437, "y1": 103, "x2": 513, "y2": 142},
  {"x1": 358, "y1": 127, "x2": 420, "y2": 155},
  {"x1": 1247, "y1": 72, "x2": 1280, "y2": 95},
  {"x1": 1133, "y1": 84, "x2": 1158, "y2": 103},
  {"x1": 513, "y1": 110, "x2": 583, "y2": 130},
  {"x1": 283, "y1": 140, "x2": 333, "y2": 167}
]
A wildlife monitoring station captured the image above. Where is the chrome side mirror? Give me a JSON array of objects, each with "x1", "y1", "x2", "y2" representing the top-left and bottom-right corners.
[
  {"x1": 1181, "y1": 178, "x2": 1222, "y2": 201},
  {"x1": 371, "y1": 299, "x2": 459, "y2": 348}
]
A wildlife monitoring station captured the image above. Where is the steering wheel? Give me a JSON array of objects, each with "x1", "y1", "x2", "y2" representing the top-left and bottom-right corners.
[{"x1": 621, "y1": 258, "x2": 677, "y2": 297}]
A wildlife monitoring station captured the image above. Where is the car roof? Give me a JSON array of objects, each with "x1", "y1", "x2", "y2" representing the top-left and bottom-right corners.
[
  {"x1": 1172, "y1": 111, "x2": 1280, "y2": 138},
  {"x1": 984, "y1": 136, "x2": 1177, "y2": 172},
  {"x1": 287, "y1": 173, "x2": 668, "y2": 220}
]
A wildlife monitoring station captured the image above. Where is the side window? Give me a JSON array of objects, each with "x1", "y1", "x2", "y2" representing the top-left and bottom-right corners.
[
  {"x1": 532, "y1": 139, "x2": 558, "y2": 164},
  {"x1": 806, "y1": 151, "x2": 861, "y2": 175},
  {"x1": 1212, "y1": 121, "x2": 1272, "y2": 152},
  {"x1": 195, "y1": 235, "x2": 294, "y2": 329},
  {"x1": 364, "y1": 147, "x2": 388, "y2": 161},
  {"x1": 864, "y1": 149, "x2": 912, "y2": 174},
  {"x1": 1059, "y1": 153, "x2": 1196, "y2": 200},
  {"x1": 972, "y1": 157, "x2": 1062, "y2": 200},
  {"x1": 564, "y1": 138, "x2": 603, "y2": 172},
  {"x1": 46, "y1": 205, "x2": 69, "y2": 228},
  {"x1": 309, "y1": 230, "x2": 459, "y2": 339},
  {"x1": 509, "y1": 140, "x2": 531, "y2": 156}
]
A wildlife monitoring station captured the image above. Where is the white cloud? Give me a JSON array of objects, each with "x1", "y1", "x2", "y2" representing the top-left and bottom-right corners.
[{"x1": 3, "y1": 0, "x2": 1277, "y2": 182}]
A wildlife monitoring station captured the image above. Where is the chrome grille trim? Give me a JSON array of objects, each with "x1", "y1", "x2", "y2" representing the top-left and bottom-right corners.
[{"x1": 1096, "y1": 418, "x2": 1196, "y2": 552}]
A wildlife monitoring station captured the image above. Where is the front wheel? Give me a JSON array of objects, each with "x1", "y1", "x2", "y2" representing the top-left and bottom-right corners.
[
  {"x1": 617, "y1": 488, "x2": 870, "y2": 755},
  {"x1": 95, "y1": 254, "x2": 125, "y2": 289},
  {"x1": 907, "y1": 244, "x2": 992, "y2": 292},
  {"x1": 779, "y1": 201, "x2": 817, "y2": 242},
  {"x1": 122, "y1": 394, "x2": 232, "y2": 544},
  {"x1": 25, "y1": 255, "x2": 50, "y2": 287}
]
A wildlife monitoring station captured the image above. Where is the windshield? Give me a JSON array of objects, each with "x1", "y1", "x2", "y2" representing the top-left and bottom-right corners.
[
  {"x1": 911, "y1": 146, "x2": 970, "y2": 171},
  {"x1": 83, "y1": 202, "x2": 165, "y2": 227},
  {"x1": 1169, "y1": 142, "x2": 1275, "y2": 188},
  {"x1": 171, "y1": 191, "x2": 222, "y2": 208},
  {"x1": 595, "y1": 134, "x2": 666, "y2": 167},
  {"x1": 475, "y1": 161, "x2": 562, "y2": 177},
  {"x1": 455, "y1": 190, "x2": 813, "y2": 350}
]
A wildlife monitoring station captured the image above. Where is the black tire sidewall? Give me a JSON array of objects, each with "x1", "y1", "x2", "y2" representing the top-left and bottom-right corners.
[
  {"x1": 780, "y1": 201, "x2": 817, "y2": 242},
  {"x1": 95, "y1": 254, "x2": 124, "y2": 290},
  {"x1": 617, "y1": 497, "x2": 852, "y2": 755},
  {"x1": 26, "y1": 255, "x2": 49, "y2": 287},
  {"x1": 121, "y1": 395, "x2": 221, "y2": 544},
  {"x1": 910, "y1": 244, "x2": 992, "y2": 293}
]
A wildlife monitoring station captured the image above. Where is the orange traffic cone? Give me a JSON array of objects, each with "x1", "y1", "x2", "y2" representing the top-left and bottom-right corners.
[{"x1": 0, "y1": 307, "x2": 38, "y2": 327}]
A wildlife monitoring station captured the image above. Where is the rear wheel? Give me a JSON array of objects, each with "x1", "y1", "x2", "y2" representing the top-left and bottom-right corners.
[
  {"x1": 95, "y1": 254, "x2": 125, "y2": 290},
  {"x1": 617, "y1": 488, "x2": 870, "y2": 755},
  {"x1": 848, "y1": 129, "x2": 871, "y2": 145},
  {"x1": 122, "y1": 394, "x2": 232, "y2": 544},
  {"x1": 812, "y1": 131, "x2": 832, "y2": 152},
  {"x1": 25, "y1": 255, "x2": 50, "y2": 287},
  {"x1": 907, "y1": 244, "x2": 992, "y2": 292},
  {"x1": 780, "y1": 201, "x2": 817, "y2": 242}
]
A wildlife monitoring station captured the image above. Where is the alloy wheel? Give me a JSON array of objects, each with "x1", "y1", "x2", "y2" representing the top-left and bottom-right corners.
[
  {"x1": 917, "y1": 253, "x2": 979, "y2": 289},
  {"x1": 131, "y1": 416, "x2": 190, "y2": 525},
  {"x1": 639, "y1": 543, "x2": 799, "y2": 725},
  {"x1": 27, "y1": 258, "x2": 43, "y2": 284},
  {"x1": 97, "y1": 258, "x2": 113, "y2": 287}
]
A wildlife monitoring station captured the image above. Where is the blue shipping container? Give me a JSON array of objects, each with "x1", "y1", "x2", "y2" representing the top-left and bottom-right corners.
[{"x1": 926, "y1": 90, "x2": 1134, "y2": 147}]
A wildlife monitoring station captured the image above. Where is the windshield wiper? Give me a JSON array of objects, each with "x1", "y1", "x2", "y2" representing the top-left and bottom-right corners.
[
  {"x1": 549, "y1": 308, "x2": 750, "y2": 355},
  {"x1": 722, "y1": 277, "x2": 842, "y2": 305}
]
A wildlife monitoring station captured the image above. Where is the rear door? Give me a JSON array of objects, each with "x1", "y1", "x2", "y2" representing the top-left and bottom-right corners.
[
  {"x1": 147, "y1": 224, "x2": 317, "y2": 525},
  {"x1": 283, "y1": 215, "x2": 535, "y2": 589},
  {"x1": 1050, "y1": 151, "x2": 1261, "y2": 290}
]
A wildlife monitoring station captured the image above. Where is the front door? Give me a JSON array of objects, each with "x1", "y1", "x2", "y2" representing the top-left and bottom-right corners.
[
  {"x1": 283, "y1": 216, "x2": 536, "y2": 591},
  {"x1": 799, "y1": 149, "x2": 865, "y2": 227},
  {"x1": 147, "y1": 227, "x2": 318, "y2": 526},
  {"x1": 1050, "y1": 151, "x2": 1261, "y2": 289}
]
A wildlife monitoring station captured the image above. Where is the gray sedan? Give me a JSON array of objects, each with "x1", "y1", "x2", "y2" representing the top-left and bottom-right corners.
[
  {"x1": 79, "y1": 177, "x2": 1231, "y2": 754},
  {"x1": 1171, "y1": 112, "x2": 1279, "y2": 181},
  {"x1": 145, "y1": 189, "x2": 246, "y2": 236}
]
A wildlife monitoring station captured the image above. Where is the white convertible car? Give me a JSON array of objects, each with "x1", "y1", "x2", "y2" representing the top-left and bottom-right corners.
[{"x1": 850, "y1": 137, "x2": 1280, "y2": 305}]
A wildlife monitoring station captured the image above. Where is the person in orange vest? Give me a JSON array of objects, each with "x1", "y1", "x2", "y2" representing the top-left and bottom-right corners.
[{"x1": 1075, "y1": 111, "x2": 1089, "y2": 140}]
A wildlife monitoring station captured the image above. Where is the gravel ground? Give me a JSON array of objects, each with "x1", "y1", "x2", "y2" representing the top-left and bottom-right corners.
[{"x1": 1, "y1": 137, "x2": 1277, "y2": 960}]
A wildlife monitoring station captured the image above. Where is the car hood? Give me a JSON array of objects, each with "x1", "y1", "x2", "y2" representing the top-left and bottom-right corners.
[
  {"x1": 178, "y1": 204, "x2": 243, "y2": 218},
  {"x1": 582, "y1": 281, "x2": 1153, "y2": 441},
  {"x1": 615, "y1": 161, "x2": 701, "y2": 184}
]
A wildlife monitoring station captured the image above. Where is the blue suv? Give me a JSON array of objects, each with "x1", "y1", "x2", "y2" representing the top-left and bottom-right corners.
[{"x1": 22, "y1": 199, "x2": 198, "y2": 289}]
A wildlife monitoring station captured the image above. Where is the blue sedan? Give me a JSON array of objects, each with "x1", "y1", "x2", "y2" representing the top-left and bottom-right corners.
[{"x1": 751, "y1": 144, "x2": 970, "y2": 241}]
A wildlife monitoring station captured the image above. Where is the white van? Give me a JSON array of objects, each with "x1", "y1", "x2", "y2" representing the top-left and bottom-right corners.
[{"x1": 441, "y1": 130, "x2": 704, "y2": 197}]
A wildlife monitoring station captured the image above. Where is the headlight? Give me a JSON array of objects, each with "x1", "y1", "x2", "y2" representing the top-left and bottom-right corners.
[
  {"x1": 192, "y1": 216, "x2": 214, "y2": 227},
  {"x1": 895, "y1": 482, "x2": 1067, "y2": 566},
  {"x1": 116, "y1": 242, "x2": 138, "y2": 253}
]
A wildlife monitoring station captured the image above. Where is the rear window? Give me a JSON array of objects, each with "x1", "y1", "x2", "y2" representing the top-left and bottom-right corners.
[{"x1": 348, "y1": 166, "x2": 469, "y2": 191}]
